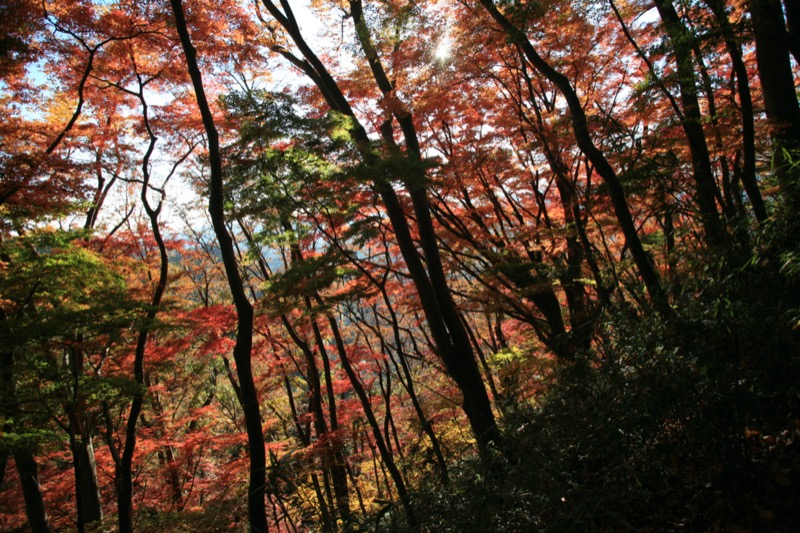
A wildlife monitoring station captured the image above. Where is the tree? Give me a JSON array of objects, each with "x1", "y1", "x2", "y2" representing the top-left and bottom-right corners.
[
  {"x1": 168, "y1": 0, "x2": 270, "y2": 529},
  {"x1": 478, "y1": 0, "x2": 668, "y2": 310},
  {"x1": 258, "y1": 0, "x2": 501, "y2": 455},
  {"x1": 2, "y1": 0, "x2": 799, "y2": 531},
  {"x1": 0, "y1": 230, "x2": 136, "y2": 531}
]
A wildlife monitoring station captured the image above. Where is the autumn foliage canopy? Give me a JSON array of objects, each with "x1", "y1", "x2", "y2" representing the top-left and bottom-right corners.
[{"x1": 2, "y1": 0, "x2": 800, "y2": 531}]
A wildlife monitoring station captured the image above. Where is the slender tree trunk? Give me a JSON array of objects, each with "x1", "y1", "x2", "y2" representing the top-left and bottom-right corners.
[
  {"x1": 148, "y1": 380, "x2": 184, "y2": 508},
  {"x1": 654, "y1": 0, "x2": 727, "y2": 247},
  {"x1": 311, "y1": 472, "x2": 334, "y2": 531},
  {"x1": 556, "y1": 177, "x2": 593, "y2": 353},
  {"x1": 349, "y1": 0, "x2": 502, "y2": 451},
  {"x1": 158, "y1": 447, "x2": 184, "y2": 507},
  {"x1": 376, "y1": 184, "x2": 501, "y2": 452},
  {"x1": 117, "y1": 76, "x2": 170, "y2": 533},
  {"x1": 431, "y1": 188, "x2": 571, "y2": 357},
  {"x1": 517, "y1": 75, "x2": 593, "y2": 351},
  {"x1": 376, "y1": 285, "x2": 449, "y2": 484},
  {"x1": 705, "y1": 0, "x2": 767, "y2": 222},
  {"x1": 244, "y1": 218, "x2": 351, "y2": 526},
  {"x1": 284, "y1": 310, "x2": 345, "y2": 529},
  {"x1": 281, "y1": 369, "x2": 333, "y2": 530},
  {"x1": 303, "y1": 306, "x2": 350, "y2": 525},
  {"x1": 169, "y1": 1, "x2": 269, "y2": 530}
]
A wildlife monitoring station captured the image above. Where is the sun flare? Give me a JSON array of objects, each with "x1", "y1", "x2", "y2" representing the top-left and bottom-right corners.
[{"x1": 435, "y1": 36, "x2": 452, "y2": 61}]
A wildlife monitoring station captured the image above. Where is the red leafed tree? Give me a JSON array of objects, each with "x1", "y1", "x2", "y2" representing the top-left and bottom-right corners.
[{"x1": 2, "y1": 0, "x2": 799, "y2": 531}]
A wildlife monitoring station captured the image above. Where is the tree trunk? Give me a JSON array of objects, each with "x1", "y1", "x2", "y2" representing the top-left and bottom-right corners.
[
  {"x1": 782, "y1": 0, "x2": 800, "y2": 63},
  {"x1": 244, "y1": 218, "x2": 351, "y2": 526},
  {"x1": 117, "y1": 74, "x2": 170, "y2": 533},
  {"x1": 749, "y1": 0, "x2": 800, "y2": 214},
  {"x1": 348, "y1": 0, "x2": 502, "y2": 451},
  {"x1": 301, "y1": 296, "x2": 350, "y2": 524},
  {"x1": 377, "y1": 183, "x2": 502, "y2": 452},
  {"x1": 15, "y1": 451, "x2": 54, "y2": 533},
  {"x1": 654, "y1": 0, "x2": 727, "y2": 247},
  {"x1": 68, "y1": 418, "x2": 103, "y2": 530},
  {"x1": 65, "y1": 340, "x2": 102, "y2": 532},
  {"x1": 705, "y1": 0, "x2": 767, "y2": 222},
  {"x1": 372, "y1": 279, "x2": 449, "y2": 483},
  {"x1": 169, "y1": 1, "x2": 269, "y2": 530},
  {"x1": 1, "y1": 327, "x2": 53, "y2": 533},
  {"x1": 148, "y1": 380, "x2": 185, "y2": 509},
  {"x1": 517, "y1": 74, "x2": 593, "y2": 352}
]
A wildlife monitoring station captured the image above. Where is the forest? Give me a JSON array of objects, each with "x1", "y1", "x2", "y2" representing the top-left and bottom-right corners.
[{"x1": 1, "y1": 0, "x2": 799, "y2": 531}]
